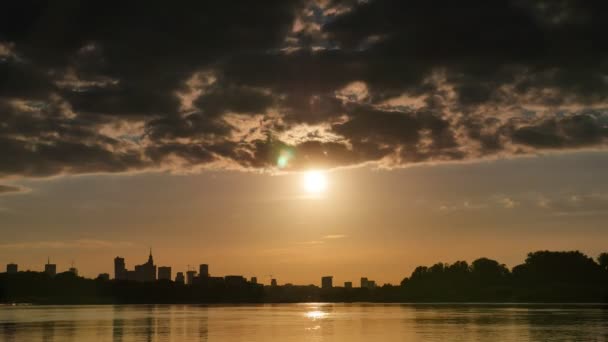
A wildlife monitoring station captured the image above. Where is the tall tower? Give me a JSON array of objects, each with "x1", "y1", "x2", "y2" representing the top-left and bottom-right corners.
[
  {"x1": 175, "y1": 272, "x2": 185, "y2": 284},
  {"x1": 199, "y1": 264, "x2": 209, "y2": 278},
  {"x1": 45, "y1": 257, "x2": 56, "y2": 277},
  {"x1": 186, "y1": 270, "x2": 197, "y2": 285},
  {"x1": 114, "y1": 257, "x2": 126, "y2": 280}
]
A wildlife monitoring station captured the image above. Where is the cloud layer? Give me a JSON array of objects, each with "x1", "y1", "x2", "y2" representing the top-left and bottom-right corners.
[{"x1": 1, "y1": 0, "x2": 607, "y2": 178}]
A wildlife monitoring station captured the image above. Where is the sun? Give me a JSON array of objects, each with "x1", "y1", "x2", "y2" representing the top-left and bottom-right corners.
[{"x1": 303, "y1": 170, "x2": 328, "y2": 194}]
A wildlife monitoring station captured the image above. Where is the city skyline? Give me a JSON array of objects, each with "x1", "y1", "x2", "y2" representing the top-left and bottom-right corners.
[
  {"x1": 0, "y1": 1, "x2": 607, "y2": 287},
  {"x1": 3, "y1": 249, "x2": 376, "y2": 287}
]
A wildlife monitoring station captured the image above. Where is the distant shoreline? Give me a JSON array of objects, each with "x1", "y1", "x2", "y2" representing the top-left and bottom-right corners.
[{"x1": 3, "y1": 251, "x2": 608, "y2": 305}]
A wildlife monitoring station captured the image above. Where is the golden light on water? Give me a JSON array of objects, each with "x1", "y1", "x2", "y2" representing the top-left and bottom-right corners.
[
  {"x1": 305, "y1": 310, "x2": 327, "y2": 320},
  {"x1": 303, "y1": 171, "x2": 328, "y2": 194}
]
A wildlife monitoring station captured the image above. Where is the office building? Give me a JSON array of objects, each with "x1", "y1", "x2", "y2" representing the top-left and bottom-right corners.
[
  {"x1": 6, "y1": 263, "x2": 17, "y2": 274},
  {"x1": 186, "y1": 270, "x2": 197, "y2": 285},
  {"x1": 158, "y1": 266, "x2": 172, "y2": 281},
  {"x1": 199, "y1": 264, "x2": 209, "y2": 278},
  {"x1": 114, "y1": 257, "x2": 127, "y2": 280},
  {"x1": 360, "y1": 277, "x2": 376, "y2": 289},
  {"x1": 175, "y1": 272, "x2": 185, "y2": 284},
  {"x1": 271, "y1": 278, "x2": 277, "y2": 287},
  {"x1": 225, "y1": 275, "x2": 247, "y2": 287},
  {"x1": 251, "y1": 276, "x2": 257, "y2": 284},
  {"x1": 344, "y1": 281, "x2": 352, "y2": 289},
  {"x1": 97, "y1": 273, "x2": 110, "y2": 281},
  {"x1": 322, "y1": 276, "x2": 333, "y2": 289},
  {"x1": 45, "y1": 258, "x2": 56, "y2": 277}
]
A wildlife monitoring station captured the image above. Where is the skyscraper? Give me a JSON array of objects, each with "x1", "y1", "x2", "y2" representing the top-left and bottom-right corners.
[
  {"x1": 175, "y1": 272, "x2": 185, "y2": 284},
  {"x1": 186, "y1": 270, "x2": 197, "y2": 285},
  {"x1": 158, "y1": 266, "x2": 172, "y2": 281},
  {"x1": 251, "y1": 276, "x2": 257, "y2": 284},
  {"x1": 114, "y1": 257, "x2": 126, "y2": 280},
  {"x1": 360, "y1": 277, "x2": 368, "y2": 288},
  {"x1": 199, "y1": 264, "x2": 209, "y2": 278},
  {"x1": 271, "y1": 278, "x2": 278, "y2": 287},
  {"x1": 322, "y1": 276, "x2": 333, "y2": 289},
  {"x1": 45, "y1": 258, "x2": 56, "y2": 277},
  {"x1": 134, "y1": 249, "x2": 157, "y2": 282},
  {"x1": 6, "y1": 263, "x2": 17, "y2": 274}
]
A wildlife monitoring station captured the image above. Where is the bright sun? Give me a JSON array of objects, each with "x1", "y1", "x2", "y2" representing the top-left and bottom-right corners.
[{"x1": 303, "y1": 170, "x2": 328, "y2": 194}]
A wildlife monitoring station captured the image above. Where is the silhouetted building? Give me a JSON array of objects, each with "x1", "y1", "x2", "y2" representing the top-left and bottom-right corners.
[
  {"x1": 344, "y1": 281, "x2": 352, "y2": 289},
  {"x1": 45, "y1": 258, "x2": 56, "y2": 277},
  {"x1": 97, "y1": 273, "x2": 110, "y2": 281},
  {"x1": 175, "y1": 272, "x2": 185, "y2": 284},
  {"x1": 360, "y1": 277, "x2": 376, "y2": 289},
  {"x1": 209, "y1": 276, "x2": 225, "y2": 286},
  {"x1": 158, "y1": 266, "x2": 172, "y2": 281},
  {"x1": 126, "y1": 270, "x2": 137, "y2": 280},
  {"x1": 225, "y1": 275, "x2": 247, "y2": 287},
  {"x1": 251, "y1": 276, "x2": 257, "y2": 284},
  {"x1": 133, "y1": 250, "x2": 157, "y2": 282},
  {"x1": 199, "y1": 264, "x2": 209, "y2": 278},
  {"x1": 271, "y1": 278, "x2": 277, "y2": 287},
  {"x1": 6, "y1": 263, "x2": 17, "y2": 274},
  {"x1": 322, "y1": 276, "x2": 333, "y2": 289},
  {"x1": 186, "y1": 270, "x2": 197, "y2": 285},
  {"x1": 69, "y1": 267, "x2": 78, "y2": 276},
  {"x1": 114, "y1": 257, "x2": 127, "y2": 280}
]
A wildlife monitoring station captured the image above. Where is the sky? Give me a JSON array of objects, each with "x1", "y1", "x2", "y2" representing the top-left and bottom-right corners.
[{"x1": 0, "y1": 1, "x2": 607, "y2": 285}]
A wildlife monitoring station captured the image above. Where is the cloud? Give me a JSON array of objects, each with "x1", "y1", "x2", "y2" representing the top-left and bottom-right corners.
[
  {"x1": 0, "y1": 184, "x2": 27, "y2": 195},
  {"x1": 0, "y1": 0, "x2": 607, "y2": 180},
  {"x1": 537, "y1": 193, "x2": 608, "y2": 216},
  {"x1": 298, "y1": 234, "x2": 347, "y2": 246},
  {"x1": 495, "y1": 196, "x2": 520, "y2": 209},
  {"x1": 323, "y1": 234, "x2": 347, "y2": 239}
]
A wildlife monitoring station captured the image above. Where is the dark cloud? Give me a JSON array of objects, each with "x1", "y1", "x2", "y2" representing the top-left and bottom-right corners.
[
  {"x1": 510, "y1": 114, "x2": 608, "y2": 148},
  {"x1": 0, "y1": 0, "x2": 607, "y2": 179},
  {"x1": 0, "y1": 184, "x2": 25, "y2": 195}
]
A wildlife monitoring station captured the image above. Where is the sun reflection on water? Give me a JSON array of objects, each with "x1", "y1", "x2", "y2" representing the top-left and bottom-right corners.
[{"x1": 305, "y1": 310, "x2": 327, "y2": 320}]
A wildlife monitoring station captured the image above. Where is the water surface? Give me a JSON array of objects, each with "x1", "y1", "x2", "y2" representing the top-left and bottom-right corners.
[{"x1": 0, "y1": 303, "x2": 607, "y2": 341}]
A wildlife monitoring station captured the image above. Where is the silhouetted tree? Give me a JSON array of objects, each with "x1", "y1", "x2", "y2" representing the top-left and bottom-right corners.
[
  {"x1": 471, "y1": 258, "x2": 509, "y2": 284},
  {"x1": 598, "y1": 253, "x2": 608, "y2": 272}
]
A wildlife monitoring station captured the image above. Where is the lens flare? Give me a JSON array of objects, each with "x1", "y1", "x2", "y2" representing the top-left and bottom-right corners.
[{"x1": 277, "y1": 149, "x2": 294, "y2": 169}]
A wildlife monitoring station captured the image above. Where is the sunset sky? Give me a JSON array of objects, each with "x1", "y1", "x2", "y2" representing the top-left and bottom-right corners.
[{"x1": 1, "y1": 1, "x2": 607, "y2": 285}]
